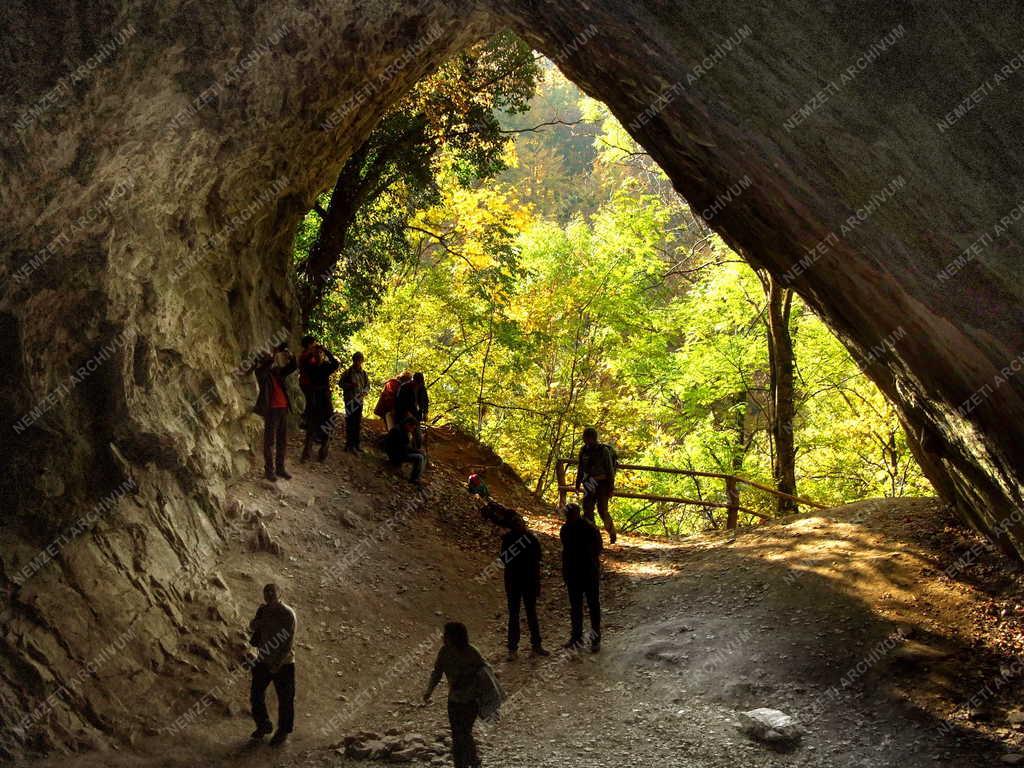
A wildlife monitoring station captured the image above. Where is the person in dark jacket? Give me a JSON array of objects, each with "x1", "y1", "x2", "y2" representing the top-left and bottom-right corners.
[
  {"x1": 413, "y1": 371, "x2": 430, "y2": 423},
  {"x1": 397, "y1": 372, "x2": 430, "y2": 449},
  {"x1": 249, "y1": 583, "x2": 297, "y2": 746},
  {"x1": 252, "y1": 343, "x2": 297, "y2": 481},
  {"x1": 297, "y1": 335, "x2": 317, "y2": 404},
  {"x1": 575, "y1": 426, "x2": 618, "y2": 543},
  {"x1": 560, "y1": 502, "x2": 603, "y2": 652},
  {"x1": 299, "y1": 342, "x2": 340, "y2": 462},
  {"x1": 423, "y1": 622, "x2": 486, "y2": 768},
  {"x1": 340, "y1": 351, "x2": 370, "y2": 452},
  {"x1": 496, "y1": 513, "x2": 549, "y2": 660},
  {"x1": 393, "y1": 372, "x2": 421, "y2": 421},
  {"x1": 383, "y1": 417, "x2": 426, "y2": 484}
]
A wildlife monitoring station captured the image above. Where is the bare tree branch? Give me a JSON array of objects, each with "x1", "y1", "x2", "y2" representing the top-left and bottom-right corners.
[{"x1": 500, "y1": 118, "x2": 584, "y2": 134}]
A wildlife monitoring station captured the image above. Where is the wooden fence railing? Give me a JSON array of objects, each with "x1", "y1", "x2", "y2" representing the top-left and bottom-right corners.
[{"x1": 555, "y1": 458, "x2": 828, "y2": 530}]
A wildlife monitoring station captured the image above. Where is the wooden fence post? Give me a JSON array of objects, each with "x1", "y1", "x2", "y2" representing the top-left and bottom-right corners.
[
  {"x1": 725, "y1": 476, "x2": 740, "y2": 530},
  {"x1": 556, "y1": 460, "x2": 568, "y2": 508}
]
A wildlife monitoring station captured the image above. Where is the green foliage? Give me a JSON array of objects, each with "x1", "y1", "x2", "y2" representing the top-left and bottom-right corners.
[
  {"x1": 295, "y1": 32, "x2": 541, "y2": 335},
  {"x1": 311, "y1": 53, "x2": 933, "y2": 536}
]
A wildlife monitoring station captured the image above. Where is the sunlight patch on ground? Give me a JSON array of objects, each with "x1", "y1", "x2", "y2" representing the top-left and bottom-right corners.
[{"x1": 611, "y1": 558, "x2": 680, "y2": 579}]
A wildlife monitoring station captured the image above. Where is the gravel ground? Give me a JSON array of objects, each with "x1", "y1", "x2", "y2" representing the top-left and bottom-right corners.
[{"x1": 22, "y1": 431, "x2": 1016, "y2": 768}]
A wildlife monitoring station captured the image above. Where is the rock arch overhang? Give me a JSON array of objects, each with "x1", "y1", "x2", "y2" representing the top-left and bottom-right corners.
[{"x1": 1, "y1": 0, "x2": 1023, "y2": 751}]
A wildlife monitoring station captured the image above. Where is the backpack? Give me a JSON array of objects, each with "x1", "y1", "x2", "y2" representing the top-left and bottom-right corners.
[
  {"x1": 475, "y1": 664, "x2": 506, "y2": 722},
  {"x1": 373, "y1": 378, "x2": 400, "y2": 417},
  {"x1": 603, "y1": 443, "x2": 618, "y2": 469},
  {"x1": 601, "y1": 443, "x2": 619, "y2": 481}
]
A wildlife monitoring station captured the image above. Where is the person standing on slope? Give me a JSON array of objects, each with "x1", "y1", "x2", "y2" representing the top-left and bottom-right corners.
[
  {"x1": 248, "y1": 583, "x2": 297, "y2": 746},
  {"x1": 496, "y1": 513, "x2": 550, "y2": 661},
  {"x1": 252, "y1": 343, "x2": 297, "y2": 482},
  {"x1": 373, "y1": 370, "x2": 411, "y2": 431},
  {"x1": 339, "y1": 351, "x2": 370, "y2": 453},
  {"x1": 424, "y1": 622, "x2": 487, "y2": 768},
  {"x1": 396, "y1": 371, "x2": 429, "y2": 448},
  {"x1": 575, "y1": 426, "x2": 618, "y2": 543},
  {"x1": 560, "y1": 502, "x2": 603, "y2": 653},
  {"x1": 299, "y1": 341, "x2": 340, "y2": 462}
]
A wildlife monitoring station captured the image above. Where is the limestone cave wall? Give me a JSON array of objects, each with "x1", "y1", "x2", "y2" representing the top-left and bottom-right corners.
[
  {"x1": 502, "y1": 0, "x2": 1024, "y2": 554},
  {"x1": 0, "y1": 0, "x2": 1022, "y2": 754}
]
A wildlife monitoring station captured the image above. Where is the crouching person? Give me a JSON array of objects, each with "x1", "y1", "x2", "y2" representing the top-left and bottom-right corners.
[
  {"x1": 249, "y1": 583, "x2": 297, "y2": 746},
  {"x1": 384, "y1": 416, "x2": 426, "y2": 484}
]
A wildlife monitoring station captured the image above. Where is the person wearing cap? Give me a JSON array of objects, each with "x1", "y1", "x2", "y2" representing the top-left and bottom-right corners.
[
  {"x1": 467, "y1": 473, "x2": 491, "y2": 500},
  {"x1": 559, "y1": 502, "x2": 603, "y2": 653}
]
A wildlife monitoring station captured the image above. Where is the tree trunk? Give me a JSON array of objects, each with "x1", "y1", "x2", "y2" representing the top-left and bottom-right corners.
[
  {"x1": 298, "y1": 156, "x2": 364, "y2": 327},
  {"x1": 762, "y1": 271, "x2": 798, "y2": 514},
  {"x1": 297, "y1": 124, "x2": 423, "y2": 328},
  {"x1": 476, "y1": 314, "x2": 494, "y2": 436}
]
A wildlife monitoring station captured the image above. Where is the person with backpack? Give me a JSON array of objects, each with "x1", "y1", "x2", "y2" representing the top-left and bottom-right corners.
[
  {"x1": 423, "y1": 622, "x2": 496, "y2": 768},
  {"x1": 574, "y1": 426, "x2": 618, "y2": 543},
  {"x1": 560, "y1": 502, "x2": 603, "y2": 653},
  {"x1": 373, "y1": 371, "x2": 411, "y2": 430}
]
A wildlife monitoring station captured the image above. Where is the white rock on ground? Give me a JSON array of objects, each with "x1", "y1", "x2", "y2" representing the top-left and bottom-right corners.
[{"x1": 738, "y1": 707, "x2": 804, "y2": 747}]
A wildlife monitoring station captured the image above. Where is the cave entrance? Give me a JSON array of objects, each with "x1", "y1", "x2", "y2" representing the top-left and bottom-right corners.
[{"x1": 291, "y1": 44, "x2": 932, "y2": 537}]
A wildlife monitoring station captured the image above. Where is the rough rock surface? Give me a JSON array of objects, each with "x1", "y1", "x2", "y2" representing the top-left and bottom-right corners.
[
  {"x1": 341, "y1": 730, "x2": 448, "y2": 762},
  {"x1": 1, "y1": 0, "x2": 1023, "y2": 756},
  {"x1": 738, "y1": 707, "x2": 804, "y2": 747}
]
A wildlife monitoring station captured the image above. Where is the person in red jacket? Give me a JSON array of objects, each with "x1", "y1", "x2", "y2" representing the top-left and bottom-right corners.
[
  {"x1": 252, "y1": 343, "x2": 296, "y2": 481},
  {"x1": 373, "y1": 371, "x2": 411, "y2": 430}
]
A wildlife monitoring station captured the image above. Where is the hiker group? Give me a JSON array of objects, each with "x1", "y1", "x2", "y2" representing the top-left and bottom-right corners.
[
  {"x1": 471, "y1": 429, "x2": 617, "y2": 657},
  {"x1": 249, "y1": 338, "x2": 430, "y2": 485},
  {"x1": 416, "y1": 432, "x2": 617, "y2": 765},
  {"x1": 244, "y1": 336, "x2": 620, "y2": 767}
]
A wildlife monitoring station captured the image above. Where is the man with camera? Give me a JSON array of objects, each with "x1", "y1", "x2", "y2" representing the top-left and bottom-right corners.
[{"x1": 252, "y1": 342, "x2": 297, "y2": 481}]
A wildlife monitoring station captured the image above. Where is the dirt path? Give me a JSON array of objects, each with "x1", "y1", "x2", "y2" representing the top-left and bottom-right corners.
[
  {"x1": 19, "y1": 428, "x2": 1023, "y2": 767},
  {"x1": 296, "y1": 513, "x2": 1012, "y2": 768}
]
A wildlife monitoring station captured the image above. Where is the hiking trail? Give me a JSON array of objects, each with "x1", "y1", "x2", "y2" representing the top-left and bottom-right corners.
[{"x1": 23, "y1": 426, "x2": 1024, "y2": 768}]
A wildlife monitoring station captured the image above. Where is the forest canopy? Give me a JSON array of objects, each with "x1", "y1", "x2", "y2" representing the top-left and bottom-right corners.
[{"x1": 293, "y1": 49, "x2": 932, "y2": 535}]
